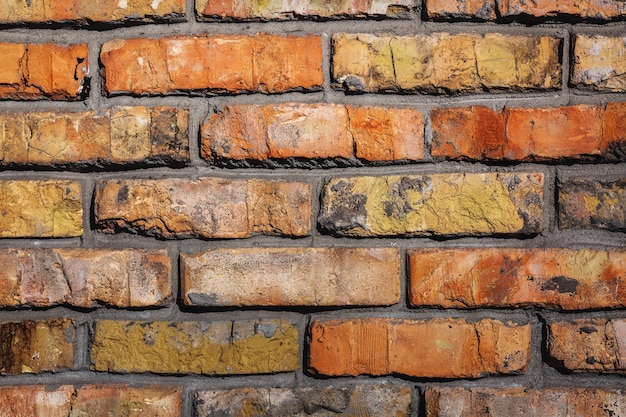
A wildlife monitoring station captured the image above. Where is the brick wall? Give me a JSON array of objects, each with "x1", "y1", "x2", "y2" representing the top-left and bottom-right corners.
[{"x1": 0, "y1": 0, "x2": 625, "y2": 415}]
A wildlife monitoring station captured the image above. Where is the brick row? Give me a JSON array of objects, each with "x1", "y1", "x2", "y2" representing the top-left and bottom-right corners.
[
  {"x1": 3, "y1": 34, "x2": 626, "y2": 100},
  {"x1": 2, "y1": 173, "x2": 625, "y2": 238}
]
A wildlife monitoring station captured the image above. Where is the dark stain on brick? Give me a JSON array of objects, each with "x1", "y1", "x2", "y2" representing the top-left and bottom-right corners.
[{"x1": 542, "y1": 276, "x2": 580, "y2": 293}]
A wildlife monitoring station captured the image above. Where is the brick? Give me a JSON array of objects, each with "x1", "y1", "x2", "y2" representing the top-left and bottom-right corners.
[
  {"x1": 0, "y1": 107, "x2": 188, "y2": 167},
  {"x1": 318, "y1": 172, "x2": 543, "y2": 237},
  {"x1": 72, "y1": 385, "x2": 182, "y2": 417},
  {"x1": 426, "y1": 387, "x2": 626, "y2": 417},
  {"x1": 0, "y1": 0, "x2": 185, "y2": 24},
  {"x1": 95, "y1": 178, "x2": 311, "y2": 238},
  {"x1": 432, "y1": 105, "x2": 614, "y2": 161},
  {"x1": 197, "y1": 0, "x2": 415, "y2": 19},
  {"x1": 308, "y1": 318, "x2": 530, "y2": 378},
  {"x1": 0, "y1": 385, "x2": 74, "y2": 417},
  {"x1": 0, "y1": 180, "x2": 83, "y2": 238},
  {"x1": 0, "y1": 43, "x2": 88, "y2": 100},
  {"x1": 572, "y1": 35, "x2": 626, "y2": 92},
  {"x1": 0, "y1": 248, "x2": 171, "y2": 308},
  {"x1": 425, "y1": 0, "x2": 496, "y2": 20},
  {"x1": 0, "y1": 385, "x2": 181, "y2": 417},
  {"x1": 0, "y1": 319, "x2": 74, "y2": 375},
  {"x1": 499, "y1": 0, "x2": 626, "y2": 19},
  {"x1": 547, "y1": 319, "x2": 626, "y2": 373},
  {"x1": 91, "y1": 319, "x2": 299, "y2": 374},
  {"x1": 332, "y1": 33, "x2": 560, "y2": 93},
  {"x1": 181, "y1": 247, "x2": 400, "y2": 307},
  {"x1": 101, "y1": 34, "x2": 322, "y2": 96},
  {"x1": 195, "y1": 385, "x2": 412, "y2": 416},
  {"x1": 408, "y1": 248, "x2": 626, "y2": 310},
  {"x1": 200, "y1": 103, "x2": 424, "y2": 163},
  {"x1": 603, "y1": 102, "x2": 626, "y2": 158},
  {"x1": 559, "y1": 178, "x2": 626, "y2": 231}
]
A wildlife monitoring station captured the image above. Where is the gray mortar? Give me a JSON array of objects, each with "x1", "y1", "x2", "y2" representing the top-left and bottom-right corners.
[{"x1": 0, "y1": 0, "x2": 625, "y2": 415}]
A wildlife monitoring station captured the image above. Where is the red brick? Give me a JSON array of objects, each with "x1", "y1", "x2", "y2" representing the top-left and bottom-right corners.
[
  {"x1": 547, "y1": 319, "x2": 626, "y2": 373},
  {"x1": 0, "y1": 43, "x2": 88, "y2": 100},
  {"x1": 559, "y1": 178, "x2": 626, "y2": 231},
  {"x1": 0, "y1": 385, "x2": 181, "y2": 417},
  {"x1": 196, "y1": 0, "x2": 415, "y2": 19},
  {"x1": 0, "y1": 0, "x2": 185, "y2": 24},
  {"x1": 0, "y1": 319, "x2": 74, "y2": 375},
  {"x1": 432, "y1": 105, "x2": 615, "y2": 161},
  {"x1": 95, "y1": 178, "x2": 311, "y2": 238},
  {"x1": 0, "y1": 249, "x2": 171, "y2": 308},
  {"x1": 308, "y1": 318, "x2": 530, "y2": 378},
  {"x1": 408, "y1": 248, "x2": 626, "y2": 310},
  {"x1": 101, "y1": 34, "x2": 322, "y2": 96},
  {"x1": 602, "y1": 102, "x2": 626, "y2": 159},
  {"x1": 201, "y1": 103, "x2": 424, "y2": 163},
  {"x1": 426, "y1": 387, "x2": 626, "y2": 417},
  {"x1": 181, "y1": 247, "x2": 400, "y2": 307},
  {"x1": 0, "y1": 107, "x2": 188, "y2": 167}
]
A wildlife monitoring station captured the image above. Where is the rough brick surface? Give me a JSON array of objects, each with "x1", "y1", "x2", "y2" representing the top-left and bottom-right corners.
[
  {"x1": 558, "y1": 178, "x2": 626, "y2": 231},
  {"x1": 308, "y1": 318, "x2": 530, "y2": 378},
  {"x1": 0, "y1": 107, "x2": 189, "y2": 167},
  {"x1": 181, "y1": 247, "x2": 400, "y2": 307},
  {"x1": 201, "y1": 103, "x2": 424, "y2": 164},
  {"x1": 0, "y1": 43, "x2": 88, "y2": 100},
  {"x1": 0, "y1": 319, "x2": 74, "y2": 375},
  {"x1": 426, "y1": 0, "x2": 626, "y2": 20},
  {"x1": 0, "y1": 0, "x2": 185, "y2": 24},
  {"x1": 0, "y1": 248, "x2": 171, "y2": 308},
  {"x1": 91, "y1": 319, "x2": 299, "y2": 374},
  {"x1": 547, "y1": 319, "x2": 626, "y2": 373},
  {"x1": 0, "y1": 385, "x2": 181, "y2": 417},
  {"x1": 195, "y1": 385, "x2": 412, "y2": 416},
  {"x1": 0, "y1": 180, "x2": 83, "y2": 238},
  {"x1": 332, "y1": 33, "x2": 561, "y2": 93},
  {"x1": 318, "y1": 172, "x2": 544, "y2": 237},
  {"x1": 431, "y1": 105, "x2": 620, "y2": 161},
  {"x1": 408, "y1": 248, "x2": 626, "y2": 310},
  {"x1": 426, "y1": 387, "x2": 626, "y2": 417},
  {"x1": 196, "y1": 0, "x2": 415, "y2": 19},
  {"x1": 572, "y1": 35, "x2": 626, "y2": 92},
  {"x1": 95, "y1": 178, "x2": 311, "y2": 238},
  {"x1": 72, "y1": 385, "x2": 182, "y2": 417},
  {"x1": 101, "y1": 34, "x2": 322, "y2": 95}
]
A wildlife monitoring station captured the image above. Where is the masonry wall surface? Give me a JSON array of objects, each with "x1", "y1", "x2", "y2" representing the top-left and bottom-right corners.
[{"x1": 0, "y1": 0, "x2": 625, "y2": 416}]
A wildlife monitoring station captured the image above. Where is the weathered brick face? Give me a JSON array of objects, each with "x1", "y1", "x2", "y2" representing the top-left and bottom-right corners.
[{"x1": 0, "y1": 0, "x2": 624, "y2": 415}]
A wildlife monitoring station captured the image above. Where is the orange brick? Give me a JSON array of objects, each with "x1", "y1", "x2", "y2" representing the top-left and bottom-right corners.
[
  {"x1": 0, "y1": 0, "x2": 185, "y2": 23},
  {"x1": 95, "y1": 178, "x2": 311, "y2": 239},
  {"x1": 181, "y1": 247, "x2": 400, "y2": 307},
  {"x1": 201, "y1": 103, "x2": 424, "y2": 163},
  {"x1": 0, "y1": 107, "x2": 188, "y2": 167},
  {"x1": 426, "y1": 387, "x2": 626, "y2": 417},
  {"x1": 196, "y1": 0, "x2": 415, "y2": 19},
  {"x1": 432, "y1": 105, "x2": 621, "y2": 161},
  {"x1": 408, "y1": 248, "x2": 626, "y2": 310},
  {"x1": 0, "y1": 385, "x2": 181, "y2": 417},
  {"x1": 431, "y1": 106, "x2": 505, "y2": 159},
  {"x1": 308, "y1": 318, "x2": 530, "y2": 378},
  {"x1": 0, "y1": 249, "x2": 171, "y2": 308},
  {"x1": 0, "y1": 43, "x2": 88, "y2": 100},
  {"x1": 425, "y1": 0, "x2": 496, "y2": 20},
  {"x1": 0, "y1": 319, "x2": 74, "y2": 375},
  {"x1": 547, "y1": 319, "x2": 626, "y2": 373},
  {"x1": 101, "y1": 34, "x2": 322, "y2": 96}
]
